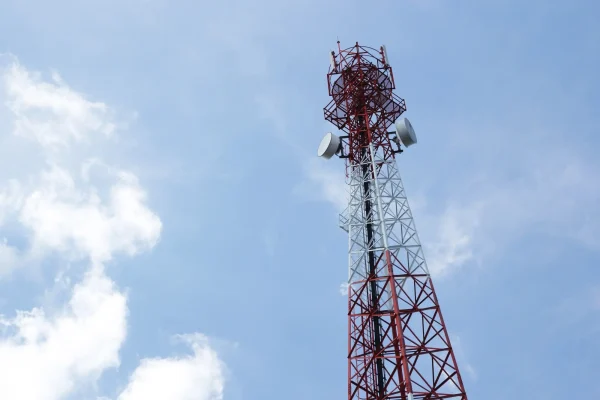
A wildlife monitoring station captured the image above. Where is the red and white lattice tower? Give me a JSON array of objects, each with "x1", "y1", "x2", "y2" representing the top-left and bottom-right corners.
[{"x1": 317, "y1": 42, "x2": 469, "y2": 400}]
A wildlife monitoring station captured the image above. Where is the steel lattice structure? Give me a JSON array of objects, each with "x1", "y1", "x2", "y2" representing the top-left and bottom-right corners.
[{"x1": 322, "y1": 42, "x2": 468, "y2": 400}]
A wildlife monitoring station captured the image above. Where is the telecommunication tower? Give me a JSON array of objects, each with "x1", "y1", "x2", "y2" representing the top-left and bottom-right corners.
[{"x1": 317, "y1": 42, "x2": 468, "y2": 400}]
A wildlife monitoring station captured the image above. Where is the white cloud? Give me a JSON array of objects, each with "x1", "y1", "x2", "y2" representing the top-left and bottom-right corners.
[
  {"x1": 117, "y1": 334, "x2": 225, "y2": 400},
  {"x1": 0, "y1": 273, "x2": 226, "y2": 400},
  {"x1": 3, "y1": 62, "x2": 115, "y2": 149},
  {"x1": 0, "y1": 61, "x2": 162, "y2": 272},
  {"x1": 423, "y1": 204, "x2": 482, "y2": 277},
  {"x1": 414, "y1": 155, "x2": 600, "y2": 277},
  {"x1": 0, "y1": 58, "x2": 225, "y2": 400},
  {"x1": 0, "y1": 267, "x2": 127, "y2": 400},
  {"x1": 20, "y1": 164, "x2": 162, "y2": 264},
  {"x1": 295, "y1": 158, "x2": 347, "y2": 211},
  {"x1": 339, "y1": 282, "x2": 349, "y2": 296}
]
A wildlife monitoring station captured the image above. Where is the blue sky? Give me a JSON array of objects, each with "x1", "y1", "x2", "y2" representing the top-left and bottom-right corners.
[{"x1": 0, "y1": 0, "x2": 598, "y2": 399}]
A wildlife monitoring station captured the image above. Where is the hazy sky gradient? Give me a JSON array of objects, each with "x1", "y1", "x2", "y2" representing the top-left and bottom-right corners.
[{"x1": 0, "y1": 0, "x2": 598, "y2": 399}]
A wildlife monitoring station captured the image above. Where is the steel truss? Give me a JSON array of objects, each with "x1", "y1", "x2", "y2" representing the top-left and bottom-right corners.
[{"x1": 326, "y1": 43, "x2": 468, "y2": 400}]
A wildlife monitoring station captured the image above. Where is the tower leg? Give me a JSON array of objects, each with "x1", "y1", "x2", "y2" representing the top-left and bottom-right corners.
[{"x1": 346, "y1": 156, "x2": 467, "y2": 400}]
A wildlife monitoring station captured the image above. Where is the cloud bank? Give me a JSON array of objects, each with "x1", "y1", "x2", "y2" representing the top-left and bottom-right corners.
[{"x1": 0, "y1": 58, "x2": 225, "y2": 399}]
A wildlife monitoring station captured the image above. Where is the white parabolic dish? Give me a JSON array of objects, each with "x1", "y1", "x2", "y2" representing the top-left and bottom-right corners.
[
  {"x1": 318, "y1": 132, "x2": 341, "y2": 159},
  {"x1": 395, "y1": 118, "x2": 417, "y2": 147}
]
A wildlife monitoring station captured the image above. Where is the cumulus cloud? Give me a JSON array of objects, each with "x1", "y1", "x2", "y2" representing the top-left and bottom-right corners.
[
  {"x1": 117, "y1": 334, "x2": 225, "y2": 400},
  {"x1": 0, "y1": 268, "x2": 127, "y2": 399},
  {"x1": 0, "y1": 59, "x2": 162, "y2": 273},
  {"x1": 20, "y1": 164, "x2": 161, "y2": 264},
  {"x1": 0, "y1": 59, "x2": 225, "y2": 400}
]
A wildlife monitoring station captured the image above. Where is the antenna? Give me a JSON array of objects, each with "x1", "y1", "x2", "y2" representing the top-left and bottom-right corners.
[
  {"x1": 329, "y1": 51, "x2": 337, "y2": 72},
  {"x1": 395, "y1": 117, "x2": 417, "y2": 147},
  {"x1": 381, "y1": 44, "x2": 390, "y2": 67},
  {"x1": 317, "y1": 132, "x2": 341, "y2": 159},
  {"x1": 317, "y1": 42, "x2": 469, "y2": 400}
]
